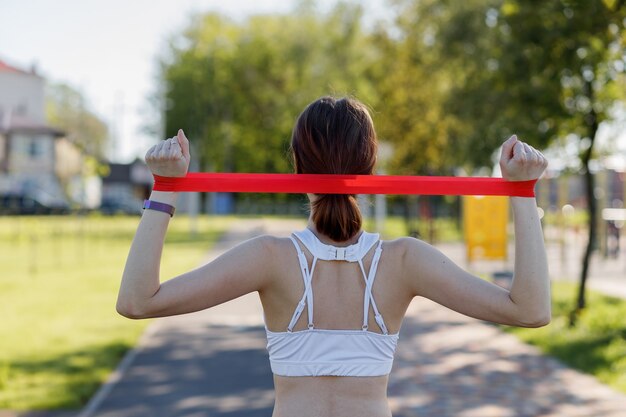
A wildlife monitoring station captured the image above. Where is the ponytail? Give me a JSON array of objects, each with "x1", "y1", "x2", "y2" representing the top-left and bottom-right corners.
[
  {"x1": 311, "y1": 194, "x2": 362, "y2": 242},
  {"x1": 291, "y1": 96, "x2": 377, "y2": 242}
]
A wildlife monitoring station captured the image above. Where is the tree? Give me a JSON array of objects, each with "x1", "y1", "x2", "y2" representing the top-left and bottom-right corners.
[
  {"x1": 45, "y1": 83, "x2": 109, "y2": 160},
  {"x1": 368, "y1": 0, "x2": 499, "y2": 240},
  {"x1": 394, "y1": 0, "x2": 625, "y2": 322},
  {"x1": 156, "y1": 3, "x2": 379, "y2": 207},
  {"x1": 368, "y1": 1, "x2": 464, "y2": 176},
  {"x1": 160, "y1": 4, "x2": 379, "y2": 171}
]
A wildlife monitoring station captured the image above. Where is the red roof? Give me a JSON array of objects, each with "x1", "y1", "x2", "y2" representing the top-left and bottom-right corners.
[{"x1": 0, "y1": 59, "x2": 37, "y2": 76}]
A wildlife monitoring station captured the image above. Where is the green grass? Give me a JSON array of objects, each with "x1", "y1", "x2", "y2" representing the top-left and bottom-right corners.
[
  {"x1": 364, "y1": 216, "x2": 462, "y2": 242},
  {"x1": 0, "y1": 214, "x2": 231, "y2": 410},
  {"x1": 503, "y1": 281, "x2": 626, "y2": 394}
]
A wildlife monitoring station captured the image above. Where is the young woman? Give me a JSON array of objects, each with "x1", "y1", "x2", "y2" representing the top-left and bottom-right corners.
[{"x1": 117, "y1": 96, "x2": 550, "y2": 417}]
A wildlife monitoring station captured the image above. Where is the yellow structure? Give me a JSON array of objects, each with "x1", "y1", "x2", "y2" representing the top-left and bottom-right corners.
[{"x1": 463, "y1": 196, "x2": 509, "y2": 262}]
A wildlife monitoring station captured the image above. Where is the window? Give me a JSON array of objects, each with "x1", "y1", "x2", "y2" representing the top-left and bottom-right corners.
[{"x1": 28, "y1": 139, "x2": 45, "y2": 159}]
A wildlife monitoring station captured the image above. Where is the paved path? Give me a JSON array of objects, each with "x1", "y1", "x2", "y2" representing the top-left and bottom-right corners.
[
  {"x1": 78, "y1": 219, "x2": 626, "y2": 417},
  {"x1": 388, "y1": 299, "x2": 626, "y2": 417}
]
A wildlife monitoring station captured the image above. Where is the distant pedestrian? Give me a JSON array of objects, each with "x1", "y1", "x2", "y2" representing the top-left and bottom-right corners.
[
  {"x1": 607, "y1": 220, "x2": 620, "y2": 258},
  {"x1": 117, "y1": 96, "x2": 550, "y2": 417}
]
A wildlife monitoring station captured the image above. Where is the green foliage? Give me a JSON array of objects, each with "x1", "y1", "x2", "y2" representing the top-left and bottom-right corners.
[
  {"x1": 368, "y1": 1, "x2": 469, "y2": 174},
  {"x1": 156, "y1": 1, "x2": 625, "y2": 177},
  {"x1": 154, "y1": 0, "x2": 626, "y2": 242},
  {"x1": 160, "y1": 4, "x2": 377, "y2": 175},
  {"x1": 0, "y1": 215, "x2": 229, "y2": 410},
  {"x1": 418, "y1": 0, "x2": 626, "y2": 166},
  {"x1": 505, "y1": 282, "x2": 626, "y2": 394},
  {"x1": 45, "y1": 83, "x2": 109, "y2": 160},
  {"x1": 378, "y1": 0, "x2": 624, "y2": 316}
]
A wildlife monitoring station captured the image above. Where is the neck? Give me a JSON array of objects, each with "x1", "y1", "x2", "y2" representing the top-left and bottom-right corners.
[{"x1": 306, "y1": 213, "x2": 362, "y2": 246}]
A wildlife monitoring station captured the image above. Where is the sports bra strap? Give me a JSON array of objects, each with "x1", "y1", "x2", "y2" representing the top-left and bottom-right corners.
[
  {"x1": 288, "y1": 237, "x2": 317, "y2": 331},
  {"x1": 358, "y1": 241, "x2": 388, "y2": 334},
  {"x1": 287, "y1": 231, "x2": 388, "y2": 335}
]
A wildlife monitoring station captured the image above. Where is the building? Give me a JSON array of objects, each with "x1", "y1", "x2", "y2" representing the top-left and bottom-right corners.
[
  {"x1": 101, "y1": 158, "x2": 152, "y2": 203},
  {"x1": 0, "y1": 58, "x2": 79, "y2": 206}
]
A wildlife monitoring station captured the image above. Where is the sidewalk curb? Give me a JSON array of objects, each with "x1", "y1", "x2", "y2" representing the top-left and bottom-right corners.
[{"x1": 76, "y1": 320, "x2": 162, "y2": 417}]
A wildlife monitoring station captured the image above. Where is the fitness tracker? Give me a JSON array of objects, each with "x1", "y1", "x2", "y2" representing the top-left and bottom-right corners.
[{"x1": 142, "y1": 199, "x2": 176, "y2": 217}]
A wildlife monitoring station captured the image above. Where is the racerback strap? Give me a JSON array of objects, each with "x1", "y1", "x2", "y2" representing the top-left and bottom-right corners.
[{"x1": 287, "y1": 229, "x2": 389, "y2": 334}]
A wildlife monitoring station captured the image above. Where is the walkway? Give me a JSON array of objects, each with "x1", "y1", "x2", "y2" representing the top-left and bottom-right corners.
[
  {"x1": 77, "y1": 219, "x2": 626, "y2": 417},
  {"x1": 389, "y1": 299, "x2": 626, "y2": 416}
]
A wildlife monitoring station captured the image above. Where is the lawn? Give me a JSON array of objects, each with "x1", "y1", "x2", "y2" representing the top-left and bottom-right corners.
[
  {"x1": 504, "y1": 281, "x2": 626, "y2": 395},
  {"x1": 0, "y1": 214, "x2": 231, "y2": 410},
  {"x1": 364, "y1": 216, "x2": 462, "y2": 242}
]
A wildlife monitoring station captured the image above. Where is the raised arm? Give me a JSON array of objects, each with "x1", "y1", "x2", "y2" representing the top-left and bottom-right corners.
[
  {"x1": 403, "y1": 135, "x2": 550, "y2": 327},
  {"x1": 116, "y1": 130, "x2": 275, "y2": 319}
]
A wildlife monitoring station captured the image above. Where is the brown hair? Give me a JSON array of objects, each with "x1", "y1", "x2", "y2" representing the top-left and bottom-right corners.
[{"x1": 290, "y1": 96, "x2": 378, "y2": 242}]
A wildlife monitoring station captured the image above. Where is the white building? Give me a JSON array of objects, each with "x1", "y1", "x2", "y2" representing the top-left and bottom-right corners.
[{"x1": 0, "y1": 58, "x2": 89, "y2": 207}]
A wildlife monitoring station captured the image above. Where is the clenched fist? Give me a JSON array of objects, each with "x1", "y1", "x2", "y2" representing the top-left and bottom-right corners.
[
  {"x1": 499, "y1": 135, "x2": 548, "y2": 182},
  {"x1": 145, "y1": 129, "x2": 191, "y2": 177}
]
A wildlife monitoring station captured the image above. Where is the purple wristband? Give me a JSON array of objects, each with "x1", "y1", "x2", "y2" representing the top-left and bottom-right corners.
[{"x1": 143, "y1": 199, "x2": 175, "y2": 217}]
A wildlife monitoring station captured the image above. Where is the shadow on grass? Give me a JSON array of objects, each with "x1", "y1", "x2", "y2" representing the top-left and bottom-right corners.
[
  {"x1": 3, "y1": 342, "x2": 132, "y2": 410},
  {"x1": 543, "y1": 332, "x2": 620, "y2": 372}
]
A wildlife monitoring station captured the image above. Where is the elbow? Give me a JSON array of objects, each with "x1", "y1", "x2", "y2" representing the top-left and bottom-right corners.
[
  {"x1": 522, "y1": 316, "x2": 551, "y2": 328},
  {"x1": 116, "y1": 299, "x2": 150, "y2": 320},
  {"x1": 518, "y1": 310, "x2": 551, "y2": 328}
]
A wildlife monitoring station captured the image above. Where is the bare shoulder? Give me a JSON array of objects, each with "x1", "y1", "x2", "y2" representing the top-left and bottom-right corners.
[
  {"x1": 243, "y1": 234, "x2": 292, "y2": 257},
  {"x1": 393, "y1": 236, "x2": 459, "y2": 273},
  {"x1": 378, "y1": 236, "x2": 418, "y2": 272},
  {"x1": 381, "y1": 236, "x2": 424, "y2": 260},
  {"x1": 258, "y1": 234, "x2": 295, "y2": 251},
  {"x1": 380, "y1": 237, "x2": 441, "y2": 293},
  {"x1": 251, "y1": 233, "x2": 284, "y2": 247},
  {"x1": 248, "y1": 233, "x2": 297, "y2": 269},
  {"x1": 222, "y1": 234, "x2": 289, "y2": 273}
]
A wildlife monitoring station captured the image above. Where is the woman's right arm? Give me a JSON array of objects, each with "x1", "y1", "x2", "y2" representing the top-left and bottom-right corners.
[{"x1": 402, "y1": 135, "x2": 550, "y2": 327}]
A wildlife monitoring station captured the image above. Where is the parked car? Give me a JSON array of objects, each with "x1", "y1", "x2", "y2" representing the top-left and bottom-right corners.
[
  {"x1": 0, "y1": 192, "x2": 71, "y2": 215},
  {"x1": 99, "y1": 196, "x2": 144, "y2": 215}
]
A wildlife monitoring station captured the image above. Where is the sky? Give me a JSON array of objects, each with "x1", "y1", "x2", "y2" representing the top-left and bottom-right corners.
[
  {"x1": 0, "y1": 0, "x2": 371, "y2": 163},
  {"x1": 1, "y1": 0, "x2": 624, "y2": 166}
]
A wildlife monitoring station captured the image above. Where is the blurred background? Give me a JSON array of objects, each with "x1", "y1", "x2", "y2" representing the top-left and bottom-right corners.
[{"x1": 1, "y1": 0, "x2": 625, "y2": 414}]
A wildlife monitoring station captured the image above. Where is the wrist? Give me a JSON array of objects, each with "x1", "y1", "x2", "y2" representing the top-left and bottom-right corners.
[
  {"x1": 511, "y1": 197, "x2": 541, "y2": 219},
  {"x1": 149, "y1": 190, "x2": 178, "y2": 205},
  {"x1": 511, "y1": 196, "x2": 537, "y2": 204}
]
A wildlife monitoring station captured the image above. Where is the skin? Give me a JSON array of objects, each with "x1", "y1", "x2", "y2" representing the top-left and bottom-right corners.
[{"x1": 117, "y1": 131, "x2": 550, "y2": 417}]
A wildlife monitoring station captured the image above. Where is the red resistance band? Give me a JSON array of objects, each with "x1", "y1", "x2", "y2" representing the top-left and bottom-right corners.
[{"x1": 153, "y1": 173, "x2": 537, "y2": 197}]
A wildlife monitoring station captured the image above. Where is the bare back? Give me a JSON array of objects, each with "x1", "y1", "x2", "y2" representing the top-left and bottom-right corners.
[{"x1": 259, "y1": 234, "x2": 414, "y2": 417}]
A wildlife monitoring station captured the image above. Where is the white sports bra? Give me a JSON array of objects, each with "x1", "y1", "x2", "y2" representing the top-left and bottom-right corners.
[{"x1": 264, "y1": 228, "x2": 400, "y2": 377}]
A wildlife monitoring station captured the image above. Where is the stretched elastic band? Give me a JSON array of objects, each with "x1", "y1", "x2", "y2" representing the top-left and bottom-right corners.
[{"x1": 152, "y1": 173, "x2": 537, "y2": 197}]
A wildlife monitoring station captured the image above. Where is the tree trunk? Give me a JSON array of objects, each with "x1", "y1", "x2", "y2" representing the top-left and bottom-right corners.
[{"x1": 569, "y1": 81, "x2": 599, "y2": 327}]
